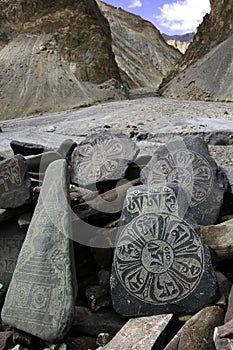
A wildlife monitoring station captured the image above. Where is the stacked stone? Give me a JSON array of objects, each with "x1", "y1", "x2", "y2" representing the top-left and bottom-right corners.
[
  {"x1": 111, "y1": 136, "x2": 228, "y2": 316},
  {"x1": 1, "y1": 134, "x2": 233, "y2": 350}
]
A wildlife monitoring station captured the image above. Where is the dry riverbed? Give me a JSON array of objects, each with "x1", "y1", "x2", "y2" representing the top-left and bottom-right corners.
[{"x1": 1, "y1": 96, "x2": 233, "y2": 165}]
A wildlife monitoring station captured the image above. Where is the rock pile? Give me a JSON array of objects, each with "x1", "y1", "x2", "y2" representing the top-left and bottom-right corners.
[{"x1": 0, "y1": 133, "x2": 233, "y2": 349}]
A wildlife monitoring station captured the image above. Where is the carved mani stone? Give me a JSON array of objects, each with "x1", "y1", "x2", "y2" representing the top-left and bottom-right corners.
[
  {"x1": 110, "y1": 184, "x2": 218, "y2": 316},
  {"x1": 71, "y1": 132, "x2": 139, "y2": 186},
  {"x1": 1, "y1": 159, "x2": 77, "y2": 342},
  {"x1": 0, "y1": 155, "x2": 31, "y2": 209},
  {"x1": 140, "y1": 136, "x2": 228, "y2": 225},
  {"x1": 0, "y1": 221, "x2": 26, "y2": 288}
]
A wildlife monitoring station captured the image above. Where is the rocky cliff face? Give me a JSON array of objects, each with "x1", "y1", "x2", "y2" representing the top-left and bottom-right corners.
[
  {"x1": 159, "y1": 0, "x2": 233, "y2": 101},
  {"x1": 166, "y1": 40, "x2": 190, "y2": 54},
  {"x1": 97, "y1": 0, "x2": 181, "y2": 90},
  {"x1": 0, "y1": 0, "x2": 124, "y2": 120}
]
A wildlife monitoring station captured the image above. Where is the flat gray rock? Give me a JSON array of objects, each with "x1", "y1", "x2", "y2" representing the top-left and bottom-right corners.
[
  {"x1": 0, "y1": 155, "x2": 31, "y2": 209},
  {"x1": 0, "y1": 221, "x2": 26, "y2": 288},
  {"x1": 101, "y1": 314, "x2": 173, "y2": 350},
  {"x1": 141, "y1": 136, "x2": 228, "y2": 225},
  {"x1": 165, "y1": 306, "x2": 224, "y2": 350},
  {"x1": 71, "y1": 132, "x2": 139, "y2": 186},
  {"x1": 111, "y1": 184, "x2": 218, "y2": 316},
  {"x1": 1, "y1": 159, "x2": 77, "y2": 342}
]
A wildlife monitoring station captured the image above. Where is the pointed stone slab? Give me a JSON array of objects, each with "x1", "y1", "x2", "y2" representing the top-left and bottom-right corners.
[
  {"x1": 101, "y1": 314, "x2": 173, "y2": 350},
  {"x1": 141, "y1": 136, "x2": 228, "y2": 225},
  {"x1": 1, "y1": 159, "x2": 77, "y2": 342},
  {"x1": 0, "y1": 155, "x2": 31, "y2": 209},
  {"x1": 71, "y1": 132, "x2": 139, "y2": 186},
  {"x1": 111, "y1": 184, "x2": 218, "y2": 316}
]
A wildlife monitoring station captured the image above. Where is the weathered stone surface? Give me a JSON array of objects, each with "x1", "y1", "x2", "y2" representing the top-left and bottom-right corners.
[
  {"x1": 0, "y1": 155, "x2": 31, "y2": 209},
  {"x1": 213, "y1": 285, "x2": 233, "y2": 349},
  {"x1": 214, "y1": 338, "x2": 233, "y2": 350},
  {"x1": 1, "y1": 159, "x2": 77, "y2": 342},
  {"x1": 85, "y1": 285, "x2": 111, "y2": 311},
  {"x1": 101, "y1": 314, "x2": 173, "y2": 350},
  {"x1": 164, "y1": 306, "x2": 224, "y2": 350},
  {"x1": 0, "y1": 283, "x2": 5, "y2": 303},
  {"x1": 10, "y1": 140, "x2": 48, "y2": 156},
  {"x1": 215, "y1": 338, "x2": 233, "y2": 350},
  {"x1": 200, "y1": 219, "x2": 233, "y2": 261},
  {"x1": 71, "y1": 132, "x2": 139, "y2": 186},
  {"x1": 96, "y1": 0, "x2": 181, "y2": 89},
  {"x1": 159, "y1": 0, "x2": 233, "y2": 102},
  {"x1": 0, "y1": 331, "x2": 13, "y2": 350},
  {"x1": 56, "y1": 139, "x2": 77, "y2": 161},
  {"x1": 0, "y1": 221, "x2": 26, "y2": 288},
  {"x1": 96, "y1": 333, "x2": 112, "y2": 347},
  {"x1": 111, "y1": 184, "x2": 218, "y2": 316},
  {"x1": 225, "y1": 285, "x2": 233, "y2": 323},
  {"x1": 70, "y1": 306, "x2": 127, "y2": 337},
  {"x1": 141, "y1": 136, "x2": 228, "y2": 225},
  {"x1": 214, "y1": 320, "x2": 233, "y2": 342},
  {"x1": 26, "y1": 151, "x2": 63, "y2": 174},
  {"x1": 0, "y1": 0, "x2": 123, "y2": 120}
]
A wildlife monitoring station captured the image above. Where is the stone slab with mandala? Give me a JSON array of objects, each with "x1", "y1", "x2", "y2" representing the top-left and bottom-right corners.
[
  {"x1": 0, "y1": 154, "x2": 31, "y2": 209},
  {"x1": 140, "y1": 136, "x2": 228, "y2": 225},
  {"x1": 71, "y1": 132, "x2": 139, "y2": 187},
  {"x1": 110, "y1": 184, "x2": 218, "y2": 316},
  {"x1": 1, "y1": 159, "x2": 77, "y2": 342}
]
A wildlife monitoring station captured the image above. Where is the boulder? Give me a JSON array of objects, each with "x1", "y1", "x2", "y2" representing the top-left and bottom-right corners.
[
  {"x1": 101, "y1": 314, "x2": 173, "y2": 350},
  {"x1": 141, "y1": 136, "x2": 228, "y2": 225},
  {"x1": 111, "y1": 184, "x2": 218, "y2": 316},
  {"x1": 164, "y1": 306, "x2": 224, "y2": 350},
  {"x1": 71, "y1": 132, "x2": 139, "y2": 187}
]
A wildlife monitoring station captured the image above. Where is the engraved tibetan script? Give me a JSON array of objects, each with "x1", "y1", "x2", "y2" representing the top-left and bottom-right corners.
[
  {"x1": 111, "y1": 183, "x2": 218, "y2": 316},
  {"x1": 0, "y1": 158, "x2": 21, "y2": 192},
  {"x1": 115, "y1": 212, "x2": 204, "y2": 304}
]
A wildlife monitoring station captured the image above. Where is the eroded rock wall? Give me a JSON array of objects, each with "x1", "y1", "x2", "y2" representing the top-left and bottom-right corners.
[
  {"x1": 0, "y1": 0, "x2": 123, "y2": 120},
  {"x1": 159, "y1": 0, "x2": 233, "y2": 102}
]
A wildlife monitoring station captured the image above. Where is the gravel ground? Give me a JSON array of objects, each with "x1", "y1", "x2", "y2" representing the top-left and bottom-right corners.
[{"x1": 1, "y1": 95, "x2": 233, "y2": 167}]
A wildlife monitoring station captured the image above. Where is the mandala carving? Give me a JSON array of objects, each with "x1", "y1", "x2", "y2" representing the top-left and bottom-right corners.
[
  {"x1": 73, "y1": 134, "x2": 126, "y2": 184},
  {"x1": 147, "y1": 150, "x2": 213, "y2": 207},
  {"x1": 115, "y1": 213, "x2": 204, "y2": 304}
]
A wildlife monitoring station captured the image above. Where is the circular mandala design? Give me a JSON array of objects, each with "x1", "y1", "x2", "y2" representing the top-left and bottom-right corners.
[
  {"x1": 73, "y1": 134, "x2": 125, "y2": 184},
  {"x1": 149, "y1": 150, "x2": 213, "y2": 207},
  {"x1": 115, "y1": 213, "x2": 204, "y2": 305},
  {"x1": 31, "y1": 286, "x2": 49, "y2": 310}
]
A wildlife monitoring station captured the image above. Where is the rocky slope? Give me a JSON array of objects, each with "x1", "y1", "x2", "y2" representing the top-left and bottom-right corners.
[
  {"x1": 97, "y1": 0, "x2": 181, "y2": 90},
  {"x1": 166, "y1": 40, "x2": 190, "y2": 54},
  {"x1": 162, "y1": 32, "x2": 194, "y2": 54},
  {"x1": 0, "y1": 0, "x2": 124, "y2": 120},
  {"x1": 159, "y1": 0, "x2": 233, "y2": 102}
]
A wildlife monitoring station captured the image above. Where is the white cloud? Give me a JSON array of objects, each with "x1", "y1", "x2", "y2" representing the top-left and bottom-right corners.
[
  {"x1": 156, "y1": 0, "x2": 210, "y2": 33},
  {"x1": 128, "y1": 0, "x2": 142, "y2": 9}
]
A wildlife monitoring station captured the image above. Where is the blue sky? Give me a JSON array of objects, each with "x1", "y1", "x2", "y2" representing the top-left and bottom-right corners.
[{"x1": 102, "y1": 0, "x2": 210, "y2": 35}]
